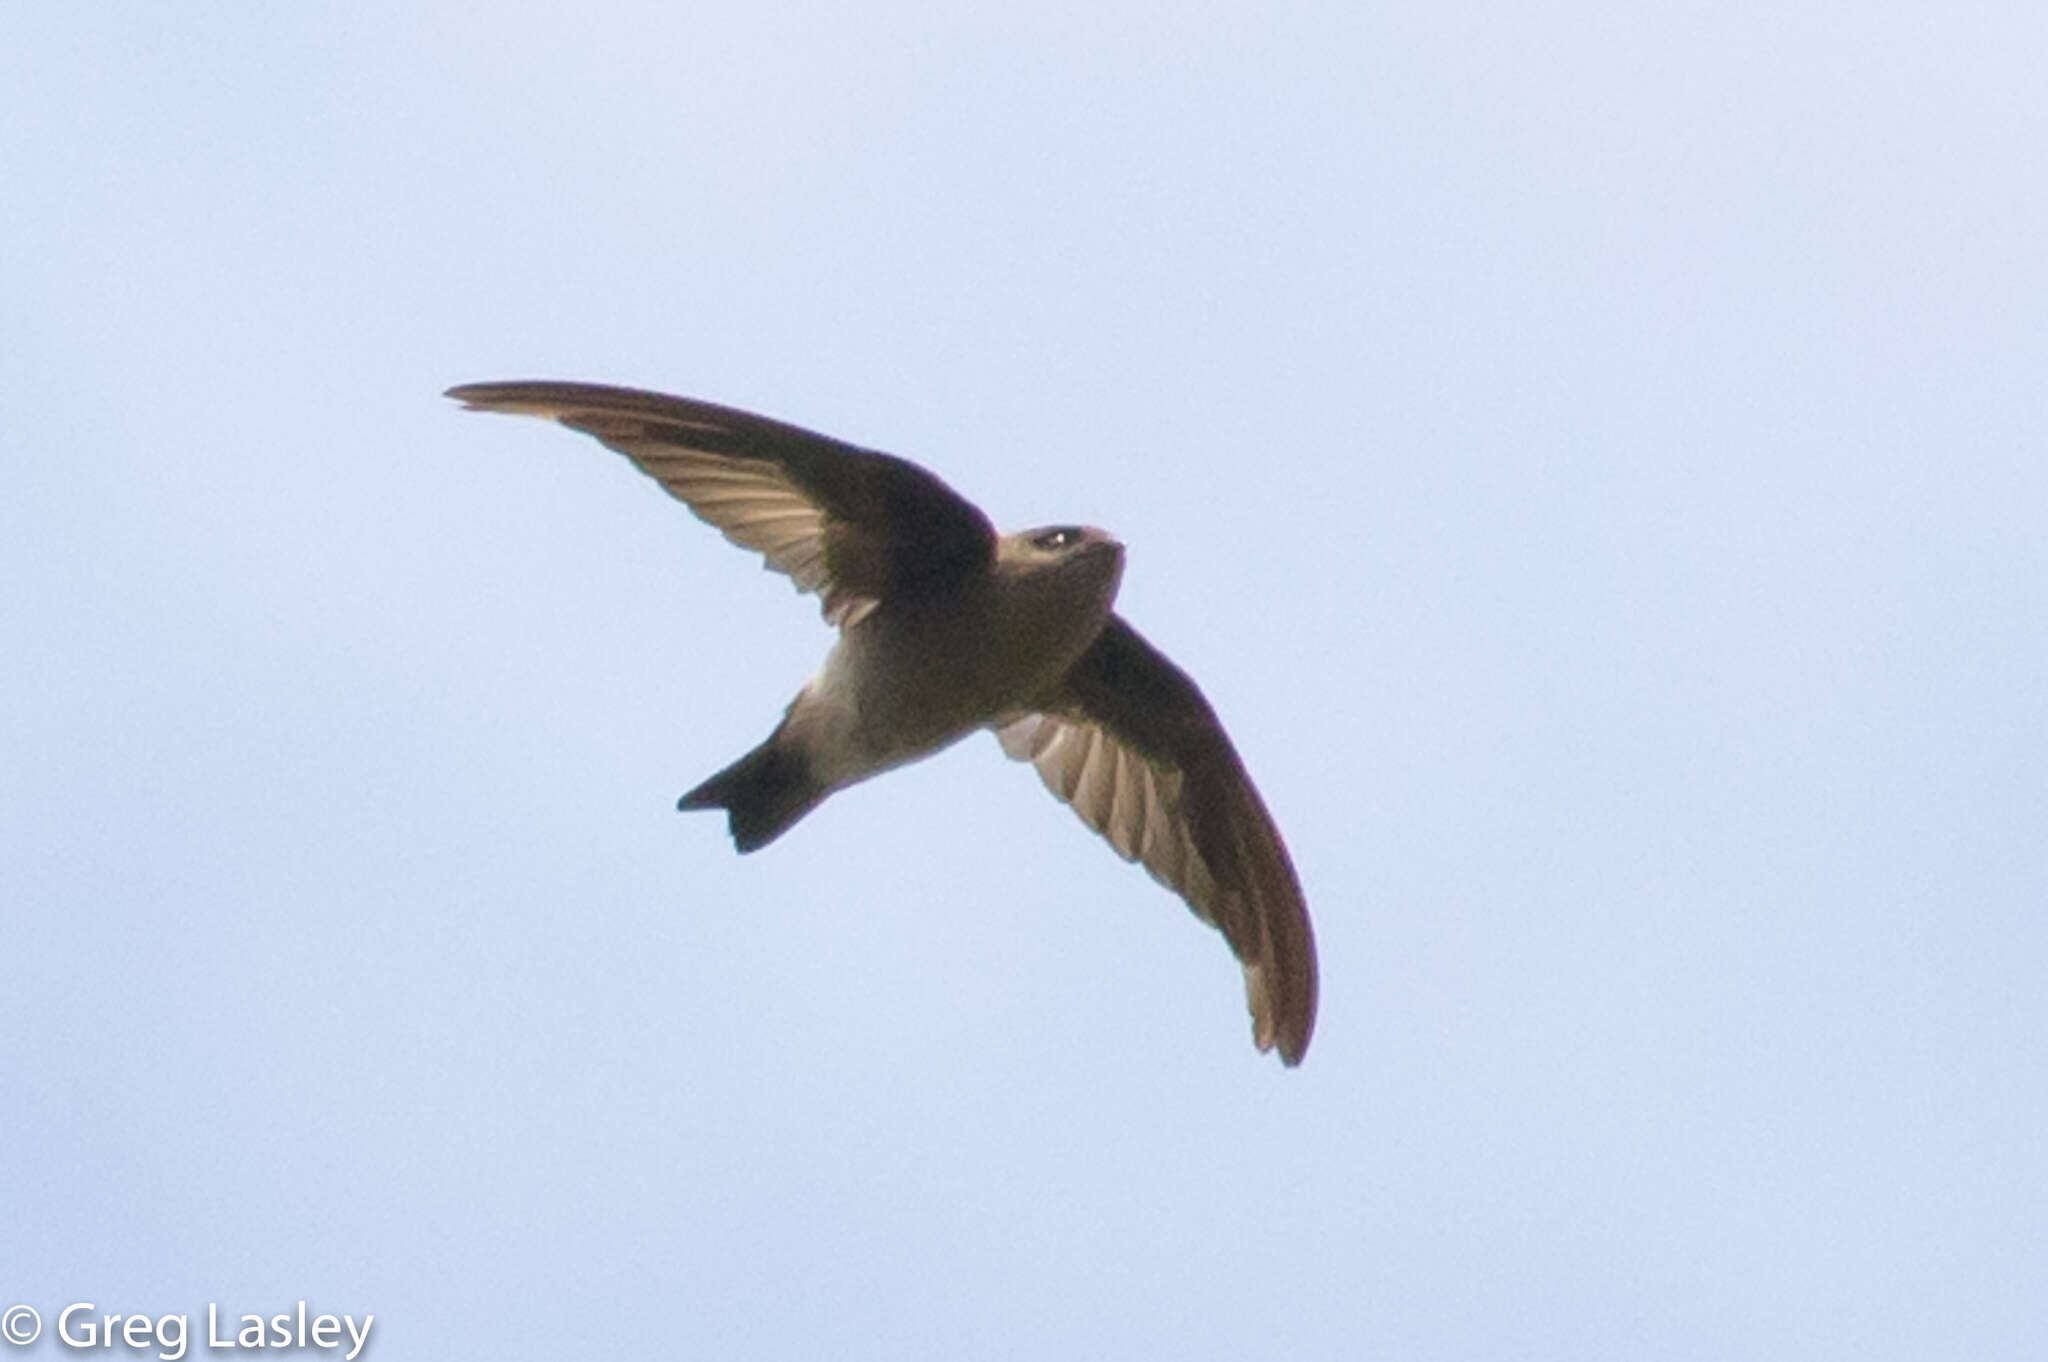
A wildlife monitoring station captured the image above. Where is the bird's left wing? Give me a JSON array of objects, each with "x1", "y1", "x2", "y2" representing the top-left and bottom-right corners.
[
  {"x1": 447, "y1": 381, "x2": 996, "y2": 626},
  {"x1": 997, "y1": 616, "x2": 1319, "y2": 1065}
]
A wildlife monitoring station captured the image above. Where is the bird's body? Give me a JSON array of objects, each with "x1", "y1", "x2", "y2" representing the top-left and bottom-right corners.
[
  {"x1": 449, "y1": 380, "x2": 1319, "y2": 1064},
  {"x1": 815, "y1": 529, "x2": 1125, "y2": 778},
  {"x1": 685, "y1": 530, "x2": 1126, "y2": 849}
]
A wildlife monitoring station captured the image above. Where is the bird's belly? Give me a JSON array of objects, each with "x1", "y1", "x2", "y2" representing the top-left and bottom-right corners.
[{"x1": 809, "y1": 599, "x2": 1051, "y2": 778}]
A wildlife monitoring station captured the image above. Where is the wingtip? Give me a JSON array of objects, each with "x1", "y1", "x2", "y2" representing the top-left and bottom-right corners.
[
  {"x1": 1247, "y1": 961, "x2": 1315, "y2": 1067},
  {"x1": 444, "y1": 381, "x2": 510, "y2": 411},
  {"x1": 443, "y1": 380, "x2": 571, "y2": 414},
  {"x1": 1257, "y1": 1023, "x2": 1312, "y2": 1068}
]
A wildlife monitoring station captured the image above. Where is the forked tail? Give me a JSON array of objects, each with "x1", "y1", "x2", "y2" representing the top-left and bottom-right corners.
[{"x1": 677, "y1": 735, "x2": 823, "y2": 853}]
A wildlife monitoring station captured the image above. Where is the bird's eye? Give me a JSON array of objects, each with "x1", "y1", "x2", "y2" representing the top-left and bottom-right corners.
[{"x1": 1032, "y1": 527, "x2": 1083, "y2": 551}]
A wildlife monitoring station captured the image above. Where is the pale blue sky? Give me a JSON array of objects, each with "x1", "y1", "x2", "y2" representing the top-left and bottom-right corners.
[{"x1": 4, "y1": 5, "x2": 2044, "y2": 1359}]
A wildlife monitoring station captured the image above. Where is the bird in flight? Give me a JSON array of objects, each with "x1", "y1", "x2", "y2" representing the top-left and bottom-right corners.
[{"x1": 447, "y1": 381, "x2": 1318, "y2": 1064}]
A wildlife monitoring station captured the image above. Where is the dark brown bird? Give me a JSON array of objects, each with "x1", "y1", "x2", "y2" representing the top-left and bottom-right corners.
[{"x1": 448, "y1": 381, "x2": 1318, "y2": 1064}]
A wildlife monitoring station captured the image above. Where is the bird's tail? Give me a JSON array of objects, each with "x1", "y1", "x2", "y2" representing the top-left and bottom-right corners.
[{"x1": 678, "y1": 731, "x2": 823, "y2": 853}]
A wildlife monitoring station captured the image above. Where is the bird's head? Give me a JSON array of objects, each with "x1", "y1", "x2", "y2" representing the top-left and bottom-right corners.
[
  {"x1": 996, "y1": 524, "x2": 1126, "y2": 610},
  {"x1": 989, "y1": 525, "x2": 1126, "y2": 671}
]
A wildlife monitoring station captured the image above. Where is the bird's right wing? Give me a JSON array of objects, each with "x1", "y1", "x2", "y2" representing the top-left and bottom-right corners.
[
  {"x1": 998, "y1": 616, "x2": 1318, "y2": 1065},
  {"x1": 447, "y1": 381, "x2": 997, "y2": 626}
]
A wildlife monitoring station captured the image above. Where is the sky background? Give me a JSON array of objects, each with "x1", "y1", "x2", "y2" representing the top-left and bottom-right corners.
[{"x1": 3, "y1": 4, "x2": 2044, "y2": 1359}]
